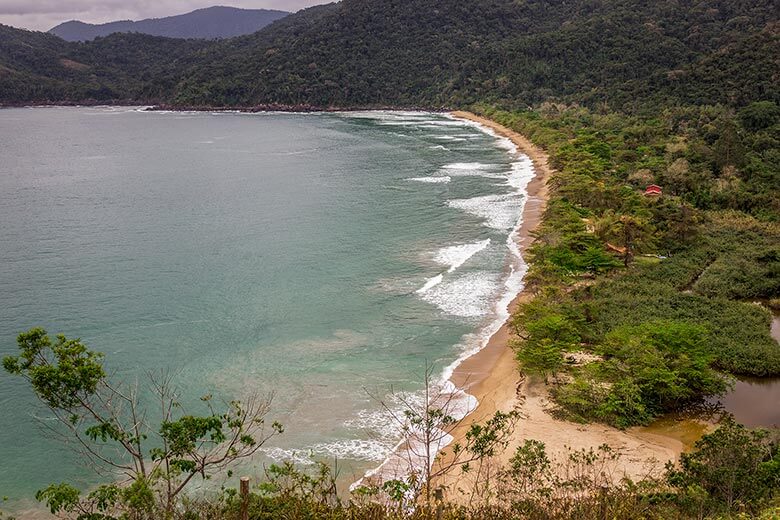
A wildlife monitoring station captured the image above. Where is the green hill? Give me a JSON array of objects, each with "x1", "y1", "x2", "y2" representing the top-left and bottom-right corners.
[
  {"x1": 0, "y1": 25, "x2": 205, "y2": 104},
  {"x1": 171, "y1": 0, "x2": 779, "y2": 109},
  {"x1": 1, "y1": 0, "x2": 777, "y2": 109}
]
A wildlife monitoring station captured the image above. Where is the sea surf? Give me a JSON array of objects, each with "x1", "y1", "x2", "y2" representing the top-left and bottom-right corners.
[{"x1": 0, "y1": 107, "x2": 534, "y2": 506}]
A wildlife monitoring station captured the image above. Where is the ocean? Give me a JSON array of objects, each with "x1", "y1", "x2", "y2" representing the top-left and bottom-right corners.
[{"x1": 0, "y1": 107, "x2": 533, "y2": 508}]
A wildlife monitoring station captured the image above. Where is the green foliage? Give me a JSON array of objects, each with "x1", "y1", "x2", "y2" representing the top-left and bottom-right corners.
[
  {"x1": 667, "y1": 418, "x2": 780, "y2": 515},
  {"x1": 0, "y1": 2, "x2": 777, "y2": 517},
  {"x1": 594, "y1": 211, "x2": 655, "y2": 266},
  {"x1": 35, "y1": 480, "x2": 155, "y2": 520},
  {"x1": 589, "y1": 321, "x2": 727, "y2": 426},
  {"x1": 140, "y1": 1, "x2": 766, "y2": 110},
  {"x1": 583, "y1": 216, "x2": 780, "y2": 375},
  {"x1": 3, "y1": 329, "x2": 278, "y2": 519},
  {"x1": 601, "y1": 322, "x2": 724, "y2": 402},
  {"x1": 516, "y1": 338, "x2": 566, "y2": 380},
  {"x1": 477, "y1": 102, "x2": 779, "y2": 428},
  {"x1": 35, "y1": 483, "x2": 81, "y2": 515},
  {"x1": 525, "y1": 200, "x2": 621, "y2": 281},
  {"x1": 0, "y1": 25, "x2": 207, "y2": 105},
  {"x1": 464, "y1": 410, "x2": 519, "y2": 460},
  {"x1": 525, "y1": 314, "x2": 580, "y2": 345},
  {"x1": 88, "y1": 485, "x2": 121, "y2": 516},
  {"x1": 159, "y1": 415, "x2": 225, "y2": 457},
  {"x1": 483, "y1": 101, "x2": 778, "y2": 370},
  {"x1": 2, "y1": 0, "x2": 779, "y2": 111},
  {"x1": 257, "y1": 461, "x2": 341, "y2": 512},
  {"x1": 692, "y1": 248, "x2": 780, "y2": 300},
  {"x1": 740, "y1": 102, "x2": 780, "y2": 133},
  {"x1": 502, "y1": 439, "x2": 553, "y2": 500},
  {"x1": 180, "y1": 428, "x2": 779, "y2": 519},
  {"x1": 18, "y1": 432, "x2": 780, "y2": 519},
  {"x1": 3, "y1": 328, "x2": 105, "y2": 410},
  {"x1": 514, "y1": 310, "x2": 583, "y2": 380}
]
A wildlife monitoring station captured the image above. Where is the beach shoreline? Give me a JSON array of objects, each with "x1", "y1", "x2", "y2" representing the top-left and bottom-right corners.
[
  {"x1": 437, "y1": 111, "x2": 684, "y2": 501},
  {"x1": 445, "y1": 112, "x2": 551, "y2": 393}
]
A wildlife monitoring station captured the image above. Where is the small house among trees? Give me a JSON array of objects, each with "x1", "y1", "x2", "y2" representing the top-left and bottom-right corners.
[{"x1": 644, "y1": 184, "x2": 663, "y2": 196}]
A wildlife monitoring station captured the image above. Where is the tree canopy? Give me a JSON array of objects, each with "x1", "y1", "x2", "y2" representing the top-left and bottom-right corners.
[{"x1": 1, "y1": 0, "x2": 778, "y2": 110}]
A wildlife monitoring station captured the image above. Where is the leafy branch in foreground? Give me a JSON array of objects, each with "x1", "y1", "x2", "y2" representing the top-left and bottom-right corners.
[
  {"x1": 361, "y1": 364, "x2": 520, "y2": 508},
  {"x1": 667, "y1": 417, "x2": 780, "y2": 515},
  {"x1": 3, "y1": 327, "x2": 282, "y2": 519}
]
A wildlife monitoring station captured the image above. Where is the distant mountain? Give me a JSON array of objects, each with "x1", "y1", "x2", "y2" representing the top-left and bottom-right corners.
[{"x1": 48, "y1": 6, "x2": 289, "y2": 41}]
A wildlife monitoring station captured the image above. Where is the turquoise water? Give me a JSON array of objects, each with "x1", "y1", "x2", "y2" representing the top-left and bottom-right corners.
[{"x1": 0, "y1": 108, "x2": 532, "y2": 508}]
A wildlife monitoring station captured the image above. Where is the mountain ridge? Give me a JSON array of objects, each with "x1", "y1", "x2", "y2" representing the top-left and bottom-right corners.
[
  {"x1": 1, "y1": 0, "x2": 777, "y2": 110},
  {"x1": 48, "y1": 6, "x2": 290, "y2": 41}
]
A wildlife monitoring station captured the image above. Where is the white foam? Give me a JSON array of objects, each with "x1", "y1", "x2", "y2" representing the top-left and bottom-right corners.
[
  {"x1": 350, "y1": 380, "x2": 478, "y2": 493},
  {"x1": 439, "y1": 249, "x2": 528, "y2": 383},
  {"x1": 448, "y1": 193, "x2": 522, "y2": 230},
  {"x1": 341, "y1": 111, "x2": 428, "y2": 120},
  {"x1": 507, "y1": 156, "x2": 535, "y2": 189},
  {"x1": 260, "y1": 447, "x2": 316, "y2": 466},
  {"x1": 433, "y1": 239, "x2": 491, "y2": 273},
  {"x1": 420, "y1": 272, "x2": 500, "y2": 318},
  {"x1": 376, "y1": 119, "x2": 471, "y2": 128},
  {"x1": 310, "y1": 439, "x2": 394, "y2": 462},
  {"x1": 355, "y1": 112, "x2": 538, "y2": 492},
  {"x1": 406, "y1": 176, "x2": 451, "y2": 184},
  {"x1": 344, "y1": 408, "x2": 406, "y2": 439},
  {"x1": 442, "y1": 162, "x2": 491, "y2": 170},
  {"x1": 438, "y1": 162, "x2": 507, "y2": 181},
  {"x1": 345, "y1": 112, "x2": 459, "y2": 127},
  {"x1": 416, "y1": 274, "x2": 444, "y2": 294},
  {"x1": 446, "y1": 154, "x2": 535, "y2": 230},
  {"x1": 420, "y1": 120, "x2": 473, "y2": 127}
]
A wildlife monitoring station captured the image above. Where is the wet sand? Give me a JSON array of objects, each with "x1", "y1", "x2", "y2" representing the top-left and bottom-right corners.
[{"x1": 437, "y1": 111, "x2": 684, "y2": 501}]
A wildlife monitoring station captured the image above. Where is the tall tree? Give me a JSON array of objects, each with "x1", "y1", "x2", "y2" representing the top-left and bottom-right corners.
[{"x1": 595, "y1": 212, "x2": 655, "y2": 266}]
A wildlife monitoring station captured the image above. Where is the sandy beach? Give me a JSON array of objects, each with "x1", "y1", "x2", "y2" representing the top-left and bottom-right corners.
[{"x1": 438, "y1": 111, "x2": 685, "y2": 501}]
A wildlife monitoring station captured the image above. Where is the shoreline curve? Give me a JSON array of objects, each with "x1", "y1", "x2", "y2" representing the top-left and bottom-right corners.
[{"x1": 436, "y1": 111, "x2": 684, "y2": 501}]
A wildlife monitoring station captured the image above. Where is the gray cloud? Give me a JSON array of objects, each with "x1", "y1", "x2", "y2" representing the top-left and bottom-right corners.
[{"x1": 0, "y1": 0, "x2": 326, "y2": 31}]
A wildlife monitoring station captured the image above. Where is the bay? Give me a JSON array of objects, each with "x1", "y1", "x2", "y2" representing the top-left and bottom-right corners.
[{"x1": 0, "y1": 107, "x2": 530, "y2": 507}]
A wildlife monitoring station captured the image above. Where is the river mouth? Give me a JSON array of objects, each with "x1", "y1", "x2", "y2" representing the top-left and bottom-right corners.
[
  {"x1": 713, "y1": 309, "x2": 780, "y2": 428},
  {"x1": 713, "y1": 376, "x2": 780, "y2": 428},
  {"x1": 641, "y1": 309, "x2": 780, "y2": 448}
]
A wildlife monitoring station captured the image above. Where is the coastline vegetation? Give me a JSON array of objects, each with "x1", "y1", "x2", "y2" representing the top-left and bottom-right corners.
[{"x1": 471, "y1": 103, "x2": 780, "y2": 428}]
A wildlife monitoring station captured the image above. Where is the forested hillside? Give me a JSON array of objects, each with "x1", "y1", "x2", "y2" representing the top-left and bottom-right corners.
[
  {"x1": 0, "y1": 25, "x2": 206, "y2": 103},
  {"x1": 171, "y1": 0, "x2": 780, "y2": 109},
  {"x1": 1, "y1": 0, "x2": 778, "y2": 109}
]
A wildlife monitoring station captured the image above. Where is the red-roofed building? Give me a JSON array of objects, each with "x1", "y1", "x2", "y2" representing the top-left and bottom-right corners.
[{"x1": 644, "y1": 184, "x2": 662, "y2": 196}]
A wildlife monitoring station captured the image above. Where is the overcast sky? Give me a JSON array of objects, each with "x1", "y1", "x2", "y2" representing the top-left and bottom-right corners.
[{"x1": 0, "y1": 1, "x2": 327, "y2": 31}]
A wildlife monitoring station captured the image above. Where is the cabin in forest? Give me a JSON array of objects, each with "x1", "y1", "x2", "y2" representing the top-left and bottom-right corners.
[{"x1": 644, "y1": 184, "x2": 662, "y2": 196}]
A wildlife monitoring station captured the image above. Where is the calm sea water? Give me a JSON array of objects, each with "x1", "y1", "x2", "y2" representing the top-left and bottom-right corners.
[{"x1": 0, "y1": 107, "x2": 533, "y2": 508}]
